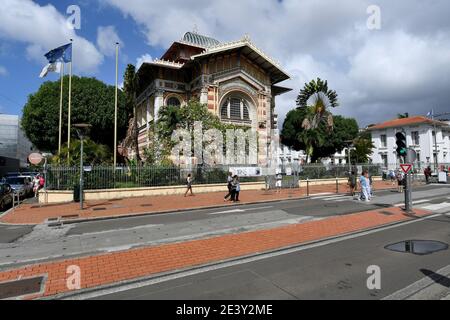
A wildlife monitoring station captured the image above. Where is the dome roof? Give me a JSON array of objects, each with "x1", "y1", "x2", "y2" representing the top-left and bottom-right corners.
[{"x1": 182, "y1": 32, "x2": 220, "y2": 48}]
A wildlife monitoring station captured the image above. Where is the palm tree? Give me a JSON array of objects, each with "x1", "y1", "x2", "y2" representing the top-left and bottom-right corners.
[
  {"x1": 296, "y1": 78, "x2": 339, "y2": 162},
  {"x1": 123, "y1": 64, "x2": 141, "y2": 162}
]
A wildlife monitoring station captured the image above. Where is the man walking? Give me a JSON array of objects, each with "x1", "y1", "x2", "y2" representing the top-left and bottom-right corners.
[
  {"x1": 359, "y1": 170, "x2": 371, "y2": 202},
  {"x1": 224, "y1": 172, "x2": 233, "y2": 202}
]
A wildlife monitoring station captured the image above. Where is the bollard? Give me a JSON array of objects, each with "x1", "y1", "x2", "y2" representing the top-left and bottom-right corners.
[
  {"x1": 336, "y1": 178, "x2": 339, "y2": 194},
  {"x1": 307, "y1": 178, "x2": 310, "y2": 197}
]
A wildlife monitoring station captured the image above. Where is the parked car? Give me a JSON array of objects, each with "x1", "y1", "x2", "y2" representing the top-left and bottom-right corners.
[
  {"x1": 0, "y1": 183, "x2": 13, "y2": 211},
  {"x1": 5, "y1": 176, "x2": 34, "y2": 198}
]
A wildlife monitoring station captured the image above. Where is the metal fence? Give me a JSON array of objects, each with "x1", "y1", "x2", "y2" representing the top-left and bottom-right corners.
[
  {"x1": 43, "y1": 164, "x2": 387, "y2": 191},
  {"x1": 44, "y1": 165, "x2": 266, "y2": 191}
]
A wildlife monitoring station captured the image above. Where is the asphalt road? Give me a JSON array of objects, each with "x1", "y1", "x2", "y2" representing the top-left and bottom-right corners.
[
  {"x1": 1, "y1": 184, "x2": 449, "y2": 269},
  {"x1": 91, "y1": 213, "x2": 450, "y2": 300}
]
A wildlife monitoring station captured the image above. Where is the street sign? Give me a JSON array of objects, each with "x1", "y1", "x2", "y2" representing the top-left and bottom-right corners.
[
  {"x1": 401, "y1": 164, "x2": 413, "y2": 174},
  {"x1": 28, "y1": 153, "x2": 43, "y2": 165}
]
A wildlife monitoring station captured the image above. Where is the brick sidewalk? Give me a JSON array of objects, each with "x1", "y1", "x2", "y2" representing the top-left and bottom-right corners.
[
  {"x1": 0, "y1": 181, "x2": 398, "y2": 225},
  {"x1": 0, "y1": 206, "x2": 430, "y2": 299}
]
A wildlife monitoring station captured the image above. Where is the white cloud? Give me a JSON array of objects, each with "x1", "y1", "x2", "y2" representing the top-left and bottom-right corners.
[
  {"x1": 0, "y1": 0, "x2": 104, "y2": 73},
  {"x1": 97, "y1": 25, "x2": 123, "y2": 57},
  {"x1": 102, "y1": 0, "x2": 450, "y2": 126},
  {"x1": 0, "y1": 66, "x2": 7, "y2": 76},
  {"x1": 136, "y1": 54, "x2": 153, "y2": 69}
]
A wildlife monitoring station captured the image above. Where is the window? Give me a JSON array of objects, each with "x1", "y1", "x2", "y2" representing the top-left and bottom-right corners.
[
  {"x1": 381, "y1": 155, "x2": 388, "y2": 167},
  {"x1": 411, "y1": 131, "x2": 420, "y2": 145},
  {"x1": 380, "y1": 135, "x2": 387, "y2": 148},
  {"x1": 221, "y1": 97, "x2": 250, "y2": 121},
  {"x1": 167, "y1": 97, "x2": 181, "y2": 107}
]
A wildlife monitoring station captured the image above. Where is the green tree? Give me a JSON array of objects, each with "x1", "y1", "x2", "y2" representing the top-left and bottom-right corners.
[
  {"x1": 51, "y1": 139, "x2": 112, "y2": 166},
  {"x1": 350, "y1": 131, "x2": 374, "y2": 164},
  {"x1": 22, "y1": 76, "x2": 127, "y2": 153},
  {"x1": 122, "y1": 64, "x2": 141, "y2": 162},
  {"x1": 397, "y1": 113, "x2": 409, "y2": 119},
  {"x1": 295, "y1": 78, "x2": 339, "y2": 161},
  {"x1": 281, "y1": 110, "x2": 359, "y2": 162}
]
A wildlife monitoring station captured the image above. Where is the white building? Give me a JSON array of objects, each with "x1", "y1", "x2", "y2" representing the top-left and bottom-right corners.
[
  {"x1": 0, "y1": 114, "x2": 34, "y2": 168},
  {"x1": 368, "y1": 116, "x2": 450, "y2": 169}
]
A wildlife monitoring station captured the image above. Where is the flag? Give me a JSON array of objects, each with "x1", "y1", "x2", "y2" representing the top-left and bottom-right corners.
[
  {"x1": 39, "y1": 61, "x2": 62, "y2": 78},
  {"x1": 427, "y1": 110, "x2": 434, "y2": 118},
  {"x1": 39, "y1": 43, "x2": 72, "y2": 78},
  {"x1": 44, "y1": 43, "x2": 72, "y2": 63}
]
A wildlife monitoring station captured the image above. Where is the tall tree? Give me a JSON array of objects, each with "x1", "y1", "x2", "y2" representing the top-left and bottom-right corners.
[
  {"x1": 296, "y1": 78, "x2": 339, "y2": 162},
  {"x1": 22, "y1": 76, "x2": 127, "y2": 153},
  {"x1": 122, "y1": 64, "x2": 141, "y2": 162},
  {"x1": 281, "y1": 111, "x2": 359, "y2": 162}
]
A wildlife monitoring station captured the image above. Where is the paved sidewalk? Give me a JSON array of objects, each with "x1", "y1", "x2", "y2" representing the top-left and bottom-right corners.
[
  {"x1": 1, "y1": 181, "x2": 398, "y2": 225},
  {"x1": 0, "y1": 206, "x2": 430, "y2": 299}
]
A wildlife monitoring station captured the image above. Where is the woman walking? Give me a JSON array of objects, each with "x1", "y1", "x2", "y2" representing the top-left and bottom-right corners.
[{"x1": 184, "y1": 174, "x2": 194, "y2": 197}]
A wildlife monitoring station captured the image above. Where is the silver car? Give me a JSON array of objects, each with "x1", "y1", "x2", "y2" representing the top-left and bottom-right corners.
[{"x1": 5, "y1": 176, "x2": 34, "y2": 198}]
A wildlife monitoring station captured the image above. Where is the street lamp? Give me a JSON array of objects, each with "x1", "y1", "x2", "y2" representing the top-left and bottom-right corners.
[{"x1": 73, "y1": 123, "x2": 92, "y2": 210}]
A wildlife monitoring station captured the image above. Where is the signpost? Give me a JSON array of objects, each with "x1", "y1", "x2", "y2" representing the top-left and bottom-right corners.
[{"x1": 402, "y1": 148, "x2": 417, "y2": 214}]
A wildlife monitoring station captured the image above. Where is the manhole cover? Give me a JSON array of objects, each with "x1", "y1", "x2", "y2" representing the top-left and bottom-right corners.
[
  {"x1": 385, "y1": 240, "x2": 448, "y2": 255},
  {"x1": 0, "y1": 276, "x2": 44, "y2": 299}
]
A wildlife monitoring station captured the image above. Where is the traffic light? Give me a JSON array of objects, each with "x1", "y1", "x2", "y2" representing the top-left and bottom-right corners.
[{"x1": 396, "y1": 132, "x2": 407, "y2": 159}]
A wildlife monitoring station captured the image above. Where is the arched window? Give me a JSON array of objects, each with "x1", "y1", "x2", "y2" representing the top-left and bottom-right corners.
[
  {"x1": 221, "y1": 97, "x2": 250, "y2": 121},
  {"x1": 167, "y1": 97, "x2": 181, "y2": 107}
]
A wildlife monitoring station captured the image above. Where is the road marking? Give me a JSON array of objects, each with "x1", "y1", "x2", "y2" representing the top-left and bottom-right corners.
[
  {"x1": 394, "y1": 199, "x2": 431, "y2": 207},
  {"x1": 383, "y1": 264, "x2": 450, "y2": 300},
  {"x1": 209, "y1": 206, "x2": 273, "y2": 215},
  {"x1": 59, "y1": 213, "x2": 441, "y2": 300},
  {"x1": 421, "y1": 202, "x2": 450, "y2": 211}
]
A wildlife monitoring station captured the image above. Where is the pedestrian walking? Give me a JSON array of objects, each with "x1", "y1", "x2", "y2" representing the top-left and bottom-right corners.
[
  {"x1": 33, "y1": 174, "x2": 41, "y2": 198},
  {"x1": 224, "y1": 172, "x2": 233, "y2": 201},
  {"x1": 424, "y1": 166, "x2": 432, "y2": 184},
  {"x1": 230, "y1": 175, "x2": 239, "y2": 202},
  {"x1": 348, "y1": 170, "x2": 357, "y2": 196},
  {"x1": 358, "y1": 170, "x2": 371, "y2": 202},
  {"x1": 396, "y1": 170, "x2": 405, "y2": 193},
  {"x1": 234, "y1": 176, "x2": 241, "y2": 202},
  {"x1": 275, "y1": 172, "x2": 283, "y2": 193},
  {"x1": 184, "y1": 174, "x2": 194, "y2": 197}
]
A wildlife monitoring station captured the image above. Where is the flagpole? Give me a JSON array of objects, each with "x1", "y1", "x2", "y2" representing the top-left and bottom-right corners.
[
  {"x1": 67, "y1": 39, "x2": 73, "y2": 164},
  {"x1": 58, "y1": 63, "x2": 64, "y2": 157},
  {"x1": 114, "y1": 42, "x2": 119, "y2": 168}
]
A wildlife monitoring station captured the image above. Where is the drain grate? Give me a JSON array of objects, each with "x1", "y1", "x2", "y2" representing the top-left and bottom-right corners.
[
  {"x1": 385, "y1": 240, "x2": 448, "y2": 255},
  {"x1": 0, "y1": 276, "x2": 44, "y2": 299},
  {"x1": 378, "y1": 210, "x2": 395, "y2": 216},
  {"x1": 61, "y1": 214, "x2": 79, "y2": 220},
  {"x1": 92, "y1": 207, "x2": 107, "y2": 211},
  {"x1": 140, "y1": 204, "x2": 153, "y2": 207}
]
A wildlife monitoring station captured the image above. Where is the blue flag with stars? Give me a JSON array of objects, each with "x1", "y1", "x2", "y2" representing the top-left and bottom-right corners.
[{"x1": 44, "y1": 43, "x2": 72, "y2": 63}]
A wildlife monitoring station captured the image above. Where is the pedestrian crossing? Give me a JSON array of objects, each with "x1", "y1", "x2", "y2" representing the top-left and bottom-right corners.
[{"x1": 310, "y1": 194, "x2": 357, "y2": 202}]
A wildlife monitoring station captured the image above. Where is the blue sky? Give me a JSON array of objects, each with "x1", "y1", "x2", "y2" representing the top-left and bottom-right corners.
[
  {"x1": 1, "y1": 0, "x2": 450, "y2": 127},
  {"x1": 0, "y1": 0, "x2": 163, "y2": 116}
]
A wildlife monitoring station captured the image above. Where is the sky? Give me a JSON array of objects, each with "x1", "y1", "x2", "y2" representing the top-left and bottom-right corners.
[{"x1": 0, "y1": 0, "x2": 449, "y2": 128}]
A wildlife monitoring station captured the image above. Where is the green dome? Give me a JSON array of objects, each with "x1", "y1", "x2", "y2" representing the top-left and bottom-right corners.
[{"x1": 182, "y1": 32, "x2": 220, "y2": 48}]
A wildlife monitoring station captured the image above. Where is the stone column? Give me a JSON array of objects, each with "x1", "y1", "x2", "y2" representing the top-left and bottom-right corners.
[{"x1": 154, "y1": 90, "x2": 164, "y2": 122}]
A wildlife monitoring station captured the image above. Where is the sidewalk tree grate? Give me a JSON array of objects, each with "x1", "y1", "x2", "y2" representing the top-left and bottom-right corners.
[{"x1": 0, "y1": 276, "x2": 44, "y2": 299}]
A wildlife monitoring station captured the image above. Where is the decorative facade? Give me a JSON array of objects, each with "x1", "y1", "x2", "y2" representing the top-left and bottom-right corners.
[{"x1": 132, "y1": 32, "x2": 291, "y2": 165}]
